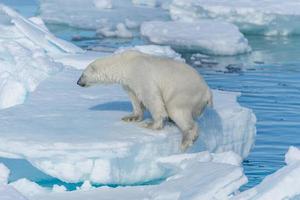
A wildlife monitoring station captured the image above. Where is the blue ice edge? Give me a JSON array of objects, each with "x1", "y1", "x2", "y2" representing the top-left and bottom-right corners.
[{"x1": 0, "y1": 158, "x2": 168, "y2": 191}]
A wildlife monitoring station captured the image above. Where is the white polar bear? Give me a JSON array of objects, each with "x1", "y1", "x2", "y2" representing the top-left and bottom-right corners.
[{"x1": 77, "y1": 50, "x2": 213, "y2": 150}]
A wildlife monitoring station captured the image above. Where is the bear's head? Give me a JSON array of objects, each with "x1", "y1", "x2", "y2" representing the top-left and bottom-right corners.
[{"x1": 77, "y1": 63, "x2": 99, "y2": 87}]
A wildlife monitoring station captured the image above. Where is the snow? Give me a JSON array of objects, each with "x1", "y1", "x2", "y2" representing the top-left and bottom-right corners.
[
  {"x1": 38, "y1": 0, "x2": 169, "y2": 30},
  {"x1": 0, "y1": 67, "x2": 256, "y2": 185},
  {"x1": 170, "y1": 0, "x2": 300, "y2": 36},
  {"x1": 233, "y1": 146, "x2": 300, "y2": 200},
  {"x1": 141, "y1": 20, "x2": 251, "y2": 56},
  {"x1": 0, "y1": 185, "x2": 27, "y2": 200},
  {"x1": 0, "y1": 163, "x2": 9, "y2": 184},
  {"x1": 115, "y1": 45, "x2": 184, "y2": 61}
]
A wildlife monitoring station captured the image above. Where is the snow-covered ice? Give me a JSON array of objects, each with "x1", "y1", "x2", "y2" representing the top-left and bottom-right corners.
[
  {"x1": 170, "y1": 0, "x2": 300, "y2": 36},
  {"x1": 38, "y1": 0, "x2": 169, "y2": 30},
  {"x1": 141, "y1": 20, "x2": 251, "y2": 55},
  {"x1": 233, "y1": 146, "x2": 300, "y2": 200},
  {"x1": 0, "y1": 67, "x2": 256, "y2": 184},
  {"x1": 0, "y1": 4, "x2": 85, "y2": 109},
  {"x1": 0, "y1": 4, "x2": 111, "y2": 109}
]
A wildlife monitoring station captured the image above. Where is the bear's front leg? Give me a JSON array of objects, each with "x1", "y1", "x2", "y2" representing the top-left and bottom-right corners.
[
  {"x1": 122, "y1": 86, "x2": 144, "y2": 122},
  {"x1": 140, "y1": 94, "x2": 168, "y2": 130}
]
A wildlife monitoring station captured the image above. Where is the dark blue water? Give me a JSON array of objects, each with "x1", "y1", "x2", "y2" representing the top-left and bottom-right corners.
[{"x1": 2, "y1": 0, "x2": 300, "y2": 191}]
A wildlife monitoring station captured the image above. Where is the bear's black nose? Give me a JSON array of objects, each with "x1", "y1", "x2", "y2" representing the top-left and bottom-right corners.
[{"x1": 77, "y1": 78, "x2": 85, "y2": 87}]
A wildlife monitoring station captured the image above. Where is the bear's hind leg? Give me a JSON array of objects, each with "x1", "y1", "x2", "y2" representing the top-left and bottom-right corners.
[
  {"x1": 122, "y1": 86, "x2": 144, "y2": 122},
  {"x1": 169, "y1": 110, "x2": 199, "y2": 151}
]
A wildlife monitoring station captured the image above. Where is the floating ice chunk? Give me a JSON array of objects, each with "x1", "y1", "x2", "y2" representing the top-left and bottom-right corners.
[
  {"x1": 233, "y1": 146, "x2": 300, "y2": 200},
  {"x1": 52, "y1": 185, "x2": 67, "y2": 193},
  {"x1": 0, "y1": 163, "x2": 9, "y2": 185},
  {"x1": 93, "y1": 0, "x2": 112, "y2": 9},
  {"x1": 0, "y1": 68, "x2": 255, "y2": 184},
  {"x1": 38, "y1": 0, "x2": 169, "y2": 30},
  {"x1": 10, "y1": 178, "x2": 48, "y2": 197},
  {"x1": 97, "y1": 23, "x2": 133, "y2": 38},
  {"x1": 124, "y1": 18, "x2": 139, "y2": 29},
  {"x1": 170, "y1": 0, "x2": 300, "y2": 36},
  {"x1": 0, "y1": 185, "x2": 27, "y2": 200},
  {"x1": 141, "y1": 20, "x2": 251, "y2": 56},
  {"x1": 78, "y1": 181, "x2": 94, "y2": 191},
  {"x1": 115, "y1": 45, "x2": 184, "y2": 61},
  {"x1": 285, "y1": 146, "x2": 300, "y2": 165}
]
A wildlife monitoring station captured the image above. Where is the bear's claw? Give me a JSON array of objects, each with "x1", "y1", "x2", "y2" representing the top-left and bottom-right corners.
[
  {"x1": 122, "y1": 114, "x2": 142, "y2": 122},
  {"x1": 140, "y1": 121, "x2": 163, "y2": 130},
  {"x1": 181, "y1": 133, "x2": 198, "y2": 152}
]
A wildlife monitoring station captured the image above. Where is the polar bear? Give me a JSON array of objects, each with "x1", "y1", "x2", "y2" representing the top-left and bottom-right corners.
[{"x1": 77, "y1": 50, "x2": 213, "y2": 150}]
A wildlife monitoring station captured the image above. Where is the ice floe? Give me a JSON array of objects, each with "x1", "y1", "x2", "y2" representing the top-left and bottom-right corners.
[
  {"x1": 170, "y1": 0, "x2": 300, "y2": 36},
  {"x1": 0, "y1": 68, "x2": 256, "y2": 185},
  {"x1": 97, "y1": 23, "x2": 133, "y2": 38},
  {"x1": 38, "y1": 0, "x2": 169, "y2": 30},
  {"x1": 115, "y1": 45, "x2": 184, "y2": 61},
  {"x1": 233, "y1": 146, "x2": 300, "y2": 200},
  {"x1": 141, "y1": 20, "x2": 251, "y2": 55}
]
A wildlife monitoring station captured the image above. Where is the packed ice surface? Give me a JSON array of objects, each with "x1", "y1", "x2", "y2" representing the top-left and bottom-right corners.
[
  {"x1": 13, "y1": 151, "x2": 247, "y2": 200},
  {"x1": 38, "y1": 0, "x2": 169, "y2": 30},
  {"x1": 141, "y1": 20, "x2": 251, "y2": 55},
  {"x1": 232, "y1": 146, "x2": 300, "y2": 200},
  {"x1": 170, "y1": 0, "x2": 300, "y2": 36},
  {"x1": 0, "y1": 67, "x2": 256, "y2": 184},
  {"x1": 0, "y1": 4, "x2": 84, "y2": 109}
]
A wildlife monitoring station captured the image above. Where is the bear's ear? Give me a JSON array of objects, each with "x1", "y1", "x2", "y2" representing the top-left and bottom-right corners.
[{"x1": 90, "y1": 64, "x2": 97, "y2": 72}]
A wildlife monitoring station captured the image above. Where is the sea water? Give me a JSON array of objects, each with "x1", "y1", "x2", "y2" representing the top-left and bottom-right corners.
[{"x1": 1, "y1": 0, "x2": 300, "y2": 191}]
